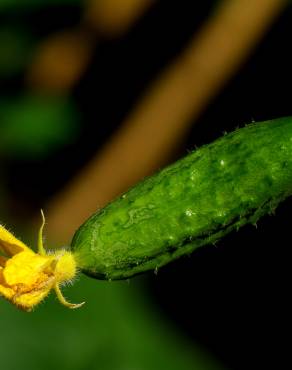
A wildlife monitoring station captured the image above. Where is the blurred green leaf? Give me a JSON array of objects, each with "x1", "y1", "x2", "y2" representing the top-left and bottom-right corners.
[
  {"x1": 0, "y1": 276, "x2": 223, "y2": 370},
  {"x1": 0, "y1": 94, "x2": 80, "y2": 159},
  {"x1": 0, "y1": 26, "x2": 35, "y2": 77}
]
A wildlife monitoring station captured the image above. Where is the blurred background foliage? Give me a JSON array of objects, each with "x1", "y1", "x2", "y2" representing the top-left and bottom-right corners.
[
  {"x1": 0, "y1": 94, "x2": 80, "y2": 158},
  {"x1": 0, "y1": 1, "x2": 291, "y2": 370}
]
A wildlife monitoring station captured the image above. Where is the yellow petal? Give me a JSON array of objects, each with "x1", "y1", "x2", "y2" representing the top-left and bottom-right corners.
[
  {"x1": 3, "y1": 251, "x2": 52, "y2": 286},
  {"x1": 0, "y1": 270, "x2": 14, "y2": 299},
  {"x1": 0, "y1": 216, "x2": 83, "y2": 311},
  {"x1": 0, "y1": 224, "x2": 30, "y2": 257},
  {"x1": 12, "y1": 283, "x2": 53, "y2": 311}
]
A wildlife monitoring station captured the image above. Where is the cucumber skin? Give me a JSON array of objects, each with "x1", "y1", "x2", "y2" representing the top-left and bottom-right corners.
[{"x1": 71, "y1": 117, "x2": 292, "y2": 280}]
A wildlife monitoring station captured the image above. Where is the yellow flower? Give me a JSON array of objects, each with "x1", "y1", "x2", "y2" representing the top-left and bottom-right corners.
[{"x1": 0, "y1": 211, "x2": 84, "y2": 311}]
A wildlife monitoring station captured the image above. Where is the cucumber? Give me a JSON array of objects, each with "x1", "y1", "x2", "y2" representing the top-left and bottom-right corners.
[{"x1": 71, "y1": 117, "x2": 292, "y2": 280}]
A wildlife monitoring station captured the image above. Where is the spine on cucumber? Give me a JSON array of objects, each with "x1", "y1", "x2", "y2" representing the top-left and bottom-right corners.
[{"x1": 71, "y1": 117, "x2": 292, "y2": 280}]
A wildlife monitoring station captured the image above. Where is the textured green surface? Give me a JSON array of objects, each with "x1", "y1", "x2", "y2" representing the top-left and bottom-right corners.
[{"x1": 72, "y1": 117, "x2": 292, "y2": 280}]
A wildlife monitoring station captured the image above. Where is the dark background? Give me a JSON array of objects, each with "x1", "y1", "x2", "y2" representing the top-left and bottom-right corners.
[{"x1": 1, "y1": 1, "x2": 291, "y2": 370}]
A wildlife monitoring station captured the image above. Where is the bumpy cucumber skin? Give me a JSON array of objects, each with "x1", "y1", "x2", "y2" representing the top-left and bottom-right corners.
[{"x1": 71, "y1": 117, "x2": 292, "y2": 280}]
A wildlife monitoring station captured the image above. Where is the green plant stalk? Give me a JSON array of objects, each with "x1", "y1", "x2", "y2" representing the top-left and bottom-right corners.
[{"x1": 71, "y1": 117, "x2": 292, "y2": 280}]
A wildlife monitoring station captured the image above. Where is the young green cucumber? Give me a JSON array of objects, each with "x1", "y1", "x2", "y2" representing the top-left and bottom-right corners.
[{"x1": 71, "y1": 117, "x2": 292, "y2": 280}]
